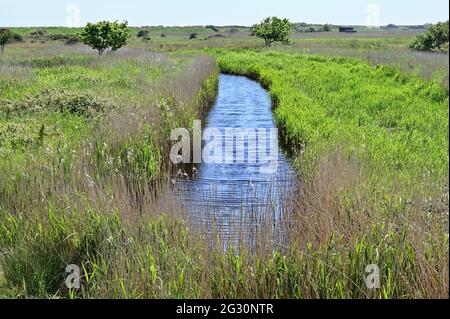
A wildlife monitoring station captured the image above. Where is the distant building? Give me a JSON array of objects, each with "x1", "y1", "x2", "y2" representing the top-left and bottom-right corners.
[{"x1": 339, "y1": 26, "x2": 357, "y2": 33}]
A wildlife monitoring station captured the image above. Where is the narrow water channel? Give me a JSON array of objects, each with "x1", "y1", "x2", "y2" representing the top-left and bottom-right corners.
[{"x1": 174, "y1": 74, "x2": 296, "y2": 240}]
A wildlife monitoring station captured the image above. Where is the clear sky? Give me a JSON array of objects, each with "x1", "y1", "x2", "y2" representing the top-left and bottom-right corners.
[{"x1": 1, "y1": 0, "x2": 448, "y2": 27}]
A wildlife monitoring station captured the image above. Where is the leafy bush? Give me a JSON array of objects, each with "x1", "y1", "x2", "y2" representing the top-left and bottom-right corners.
[
  {"x1": 0, "y1": 29, "x2": 13, "y2": 53},
  {"x1": 7, "y1": 33, "x2": 24, "y2": 43},
  {"x1": 410, "y1": 21, "x2": 449, "y2": 52},
  {"x1": 251, "y1": 17, "x2": 292, "y2": 46},
  {"x1": 48, "y1": 34, "x2": 68, "y2": 41},
  {"x1": 79, "y1": 21, "x2": 130, "y2": 55},
  {"x1": 0, "y1": 123, "x2": 37, "y2": 150},
  {"x1": 1, "y1": 89, "x2": 111, "y2": 118},
  {"x1": 189, "y1": 33, "x2": 198, "y2": 40},
  {"x1": 30, "y1": 29, "x2": 47, "y2": 37},
  {"x1": 48, "y1": 34, "x2": 78, "y2": 42},
  {"x1": 64, "y1": 36, "x2": 80, "y2": 45},
  {"x1": 322, "y1": 24, "x2": 332, "y2": 32}
]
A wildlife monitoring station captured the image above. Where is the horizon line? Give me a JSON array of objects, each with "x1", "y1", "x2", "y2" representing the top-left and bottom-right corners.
[{"x1": 2, "y1": 22, "x2": 437, "y2": 28}]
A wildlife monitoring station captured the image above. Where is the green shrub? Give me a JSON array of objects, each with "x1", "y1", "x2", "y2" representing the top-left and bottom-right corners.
[
  {"x1": 0, "y1": 123, "x2": 37, "y2": 150},
  {"x1": 1, "y1": 89, "x2": 111, "y2": 118},
  {"x1": 322, "y1": 24, "x2": 332, "y2": 32},
  {"x1": 0, "y1": 29, "x2": 13, "y2": 53},
  {"x1": 47, "y1": 34, "x2": 78, "y2": 42},
  {"x1": 410, "y1": 21, "x2": 449, "y2": 52},
  {"x1": 251, "y1": 17, "x2": 292, "y2": 46},
  {"x1": 79, "y1": 21, "x2": 130, "y2": 55},
  {"x1": 30, "y1": 29, "x2": 47, "y2": 37},
  {"x1": 64, "y1": 36, "x2": 80, "y2": 45},
  {"x1": 136, "y1": 30, "x2": 149, "y2": 38},
  {"x1": 10, "y1": 33, "x2": 24, "y2": 43}
]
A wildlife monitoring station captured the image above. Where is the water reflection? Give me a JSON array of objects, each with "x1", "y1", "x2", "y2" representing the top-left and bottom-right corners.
[{"x1": 173, "y1": 74, "x2": 297, "y2": 241}]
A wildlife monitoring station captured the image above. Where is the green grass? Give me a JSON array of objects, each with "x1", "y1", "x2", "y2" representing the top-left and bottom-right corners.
[
  {"x1": 5, "y1": 26, "x2": 447, "y2": 87},
  {"x1": 0, "y1": 187, "x2": 447, "y2": 298}
]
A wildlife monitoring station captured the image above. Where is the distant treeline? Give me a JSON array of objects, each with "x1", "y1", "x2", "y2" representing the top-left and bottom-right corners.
[
  {"x1": 2, "y1": 23, "x2": 431, "y2": 44},
  {"x1": 291, "y1": 23, "x2": 427, "y2": 33},
  {"x1": 292, "y1": 23, "x2": 333, "y2": 33}
]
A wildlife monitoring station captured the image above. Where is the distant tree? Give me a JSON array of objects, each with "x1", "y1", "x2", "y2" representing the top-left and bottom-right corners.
[
  {"x1": 322, "y1": 24, "x2": 332, "y2": 32},
  {"x1": 410, "y1": 20, "x2": 449, "y2": 52},
  {"x1": 0, "y1": 29, "x2": 13, "y2": 54},
  {"x1": 251, "y1": 17, "x2": 292, "y2": 46},
  {"x1": 79, "y1": 21, "x2": 130, "y2": 55}
]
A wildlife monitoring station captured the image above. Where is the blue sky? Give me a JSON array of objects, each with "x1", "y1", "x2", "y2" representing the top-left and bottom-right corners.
[{"x1": 1, "y1": 0, "x2": 448, "y2": 27}]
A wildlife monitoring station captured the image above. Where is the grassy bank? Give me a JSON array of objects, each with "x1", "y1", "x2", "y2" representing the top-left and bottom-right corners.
[
  {"x1": 0, "y1": 44, "x2": 218, "y2": 177},
  {"x1": 0, "y1": 44, "x2": 220, "y2": 297},
  {"x1": 214, "y1": 50, "x2": 448, "y2": 181}
]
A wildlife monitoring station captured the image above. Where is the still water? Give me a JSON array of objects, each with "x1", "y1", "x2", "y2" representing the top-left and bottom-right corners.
[{"x1": 173, "y1": 74, "x2": 296, "y2": 239}]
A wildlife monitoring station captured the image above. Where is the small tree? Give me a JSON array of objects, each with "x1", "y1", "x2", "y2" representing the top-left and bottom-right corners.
[
  {"x1": 322, "y1": 24, "x2": 332, "y2": 32},
  {"x1": 251, "y1": 17, "x2": 292, "y2": 46},
  {"x1": 0, "y1": 29, "x2": 13, "y2": 54},
  {"x1": 410, "y1": 20, "x2": 449, "y2": 52},
  {"x1": 79, "y1": 21, "x2": 130, "y2": 55}
]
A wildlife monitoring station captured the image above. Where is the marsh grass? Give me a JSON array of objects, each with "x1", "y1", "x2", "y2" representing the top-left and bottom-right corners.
[
  {"x1": 1, "y1": 144, "x2": 447, "y2": 299},
  {"x1": 291, "y1": 46, "x2": 449, "y2": 90},
  {"x1": 0, "y1": 44, "x2": 219, "y2": 298}
]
